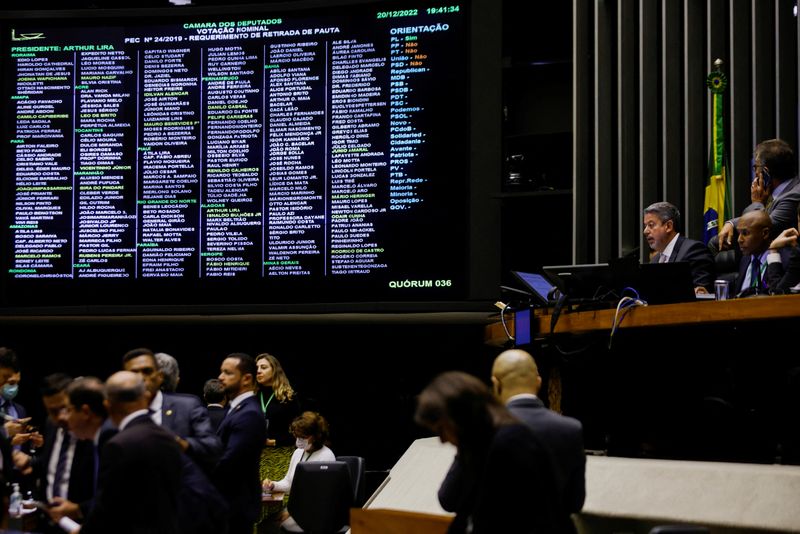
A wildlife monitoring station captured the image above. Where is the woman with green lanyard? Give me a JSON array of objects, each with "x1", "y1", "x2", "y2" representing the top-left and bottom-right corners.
[{"x1": 255, "y1": 352, "x2": 301, "y2": 529}]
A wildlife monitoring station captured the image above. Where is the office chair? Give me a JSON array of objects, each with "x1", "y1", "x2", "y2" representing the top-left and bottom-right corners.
[
  {"x1": 282, "y1": 461, "x2": 353, "y2": 534},
  {"x1": 336, "y1": 455, "x2": 366, "y2": 507}
]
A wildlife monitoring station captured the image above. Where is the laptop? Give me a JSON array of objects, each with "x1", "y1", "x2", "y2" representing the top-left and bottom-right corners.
[{"x1": 619, "y1": 261, "x2": 697, "y2": 304}]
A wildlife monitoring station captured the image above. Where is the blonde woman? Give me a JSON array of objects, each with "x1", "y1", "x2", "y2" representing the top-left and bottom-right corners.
[{"x1": 255, "y1": 353, "x2": 301, "y2": 528}]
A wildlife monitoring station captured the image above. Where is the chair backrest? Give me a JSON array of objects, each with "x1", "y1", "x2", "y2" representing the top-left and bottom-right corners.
[
  {"x1": 288, "y1": 461, "x2": 353, "y2": 534},
  {"x1": 336, "y1": 455, "x2": 366, "y2": 507}
]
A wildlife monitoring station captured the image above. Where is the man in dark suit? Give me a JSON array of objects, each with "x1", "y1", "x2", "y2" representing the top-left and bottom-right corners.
[
  {"x1": 0, "y1": 347, "x2": 36, "y2": 490},
  {"x1": 203, "y1": 379, "x2": 227, "y2": 432},
  {"x1": 10, "y1": 374, "x2": 98, "y2": 531},
  {"x1": 81, "y1": 371, "x2": 181, "y2": 534},
  {"x1": 765, "y1": 205, "x2": 800, "y2": 293},
  {"x1": 213, "y1": 353, "x2": 266, "y2": 534},
  {"x1": 43, "y1": 377, "x2": 113, "y2": 526},
  {"x1": 643, "y1": 201, "x2": 716, "y2": 293},
  {"x1": 123, "y1": 348, "x2": 221, "y2": 471},
  {"x1": 719, "y1": 138, "x2": 800, "y2": 249},
  {"x1": 734, "y1": 210, "x2": 791, "y2": 296},
  {"x1": 491, "y1": 349, "x2": 586, "y2": 534}
]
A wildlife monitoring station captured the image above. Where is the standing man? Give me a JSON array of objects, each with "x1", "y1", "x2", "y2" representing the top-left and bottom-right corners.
[
  {"x1": 45, "y1": 377, "x2": 112, "y2": 526},
  {"x1": 213, "y1": 352, "x2": 266, "y2": 534},
  {"x1": 11, "y1": 374, "x2": 98, "y2": 529},
  {"x1": 203, "y1": 379, "x2": 227, "y2": 432},
  {"x1": 81, "y1": 371, "x2": 181, "y2": 534},
  {"x1": 0, "y1": 347, "x2": 36, "y2": 489},
  {"x1": 643, "y1": 201, "x2": 716, "y2": 294},
  {"x1": 491, "y1": 349, "x2": 586, "y2": 534},
  {"x1": 122, "y1": 348, "x2": 221, "y2": 471}
]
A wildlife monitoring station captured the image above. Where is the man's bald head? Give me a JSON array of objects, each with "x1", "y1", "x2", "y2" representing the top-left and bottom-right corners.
[
  {"x1": 105, "y1": 371, "x2": 149, "y2": 425},
  {"x1": 737, "y1": 210, "x2": 773, "y2": 256},
  {"x1": 491, "y1": 349, "x2": 542, "y2": 403}
]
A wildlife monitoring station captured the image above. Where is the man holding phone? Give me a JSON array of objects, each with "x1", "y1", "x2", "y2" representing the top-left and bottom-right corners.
[{"x1": 718, "y1": 139, "x2": 800, "y2": 250}]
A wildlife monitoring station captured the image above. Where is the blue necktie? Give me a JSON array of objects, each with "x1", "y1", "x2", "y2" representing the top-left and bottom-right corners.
[{"x1": 52, "y1": 431, "x2": 71, "y2": 498}]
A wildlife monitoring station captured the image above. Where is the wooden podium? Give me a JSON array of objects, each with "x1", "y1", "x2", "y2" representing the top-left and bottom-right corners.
[{"x1": 351, "y1": 437, "x2": 455, "y2": 534}]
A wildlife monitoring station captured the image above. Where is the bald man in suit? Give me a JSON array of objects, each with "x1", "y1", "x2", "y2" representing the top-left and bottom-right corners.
[{"x1": 491, "y1": 349, "x2": 586, "y2": 534}]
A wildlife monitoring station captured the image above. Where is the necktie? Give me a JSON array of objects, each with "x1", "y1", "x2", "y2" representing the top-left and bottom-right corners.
[
  {"x1": 750, "y1": 256, "x2": 762, "y2": 290},
  {"x1": 659, "y1": 254, "x2": 668, "y2": 264},
  {"x1": 52, "y1": 431, "x2": 71, "y2": 498}
]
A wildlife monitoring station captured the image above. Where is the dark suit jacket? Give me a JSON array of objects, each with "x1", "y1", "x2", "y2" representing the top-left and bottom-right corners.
[
  {"x1": 81, "y1": 414, "x2": 182, "y2": 534},
  {"x1": 735, "y1": 247, "x2": 792, "y2": 295},
  {"x1": 439, "y1": 424, "x2": 558, "y2": 534},
  {"x1": 212, "y1": 395, "x2": 266, "y2": 533},
  {"x1": 207, "y1": 405, "x2": 227, "y2": 433},
  {"x1": 740, "y1": 176, "x2": 800, "y2": 235},
  {"x1": 160, "y1": 392, "x2": 222, "y2": 471},
  {"x1": 507, "y1": 396, "x2": 586, "y2": 530},
  {"x1": 766, "y1": 246, "x2": 800, "y2": 293},
  {"x1": 651, "y1": 235, "x2": 715, "y2": 291},
  {"x1": 177, "y1": 453, "x2": 229, "y2": 534},
  {"x1": 32, "y1": 421, "x2": 96, "y2": 516}
]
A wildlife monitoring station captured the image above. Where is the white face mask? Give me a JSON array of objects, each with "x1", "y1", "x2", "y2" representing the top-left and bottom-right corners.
[{"x1": 295, "y1": 437, "x2": 309, "y2": 450}]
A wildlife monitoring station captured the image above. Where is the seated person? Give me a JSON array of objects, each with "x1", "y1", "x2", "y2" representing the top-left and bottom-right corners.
[
  {"x1": 766, "y1": 204, "x2": 800, "y2": 293},
  {"x1": 734, "y1": 210, "x2": 791, "y2": 296},
  {"x1": 643, "y1": 201, "x2": 715, "y2": 294},
  {"x1": 262, "y1": 411, "x2": 335, "y2": 527},
  {"x1": 718, "y1": 138, "x2": 800, "y2": 250}
]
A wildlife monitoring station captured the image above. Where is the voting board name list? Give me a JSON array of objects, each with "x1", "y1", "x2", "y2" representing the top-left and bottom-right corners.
[{"x1": 6, "y1": 9, "x2": 464, "y2": 282}]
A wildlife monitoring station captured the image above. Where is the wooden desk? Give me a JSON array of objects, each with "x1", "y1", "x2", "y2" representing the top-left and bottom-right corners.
[{"x1": 485, "y1": 293, "x2": 800, "y2": 345}]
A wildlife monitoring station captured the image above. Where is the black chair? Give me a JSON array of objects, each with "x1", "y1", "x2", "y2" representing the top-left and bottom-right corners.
[
  {"x1": 336, "y1": 455, "x2": 366, "y2": 507},
  {"x1": 281, "y1": 461, "x2": 353, "y2": 534}
]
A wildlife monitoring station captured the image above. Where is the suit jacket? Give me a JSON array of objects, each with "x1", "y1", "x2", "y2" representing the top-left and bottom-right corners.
[
  {"x1": 207, "y1": 405, "x2": 227, "y2": 433},
  {"x1": 439, "y1": 424, "x2": 558, "y2": 534},
  {"x1": 507, "y1": 397, "x2": 586, "y2": 531},
  {"x1": 160, "y1": 392, "x2": 222, "y2": 471},
  {"x1": 738, "y1": 176, "x2": 800, "y2": 235},
  {"x1": 651, "y1": 235, "x2": 715, "y2": 291},
  {"x1": 176, "y1": 453, "x2": 229, "y2": 534},
  {"x1": 735, "y1": 247, "x2": 792, "y2": 295},
  {"x1": 81, "y1": 414, "x2": 182, "y2": 534},
  {"x1": 766, "y1": 246, "x2": 800, "y2": 293},
  {"x1": 212, "y1": 395, "x2": 266, "y2": 533},
  {"x1": 33, "y1": 421, "x2": 97, "y2": 516}
]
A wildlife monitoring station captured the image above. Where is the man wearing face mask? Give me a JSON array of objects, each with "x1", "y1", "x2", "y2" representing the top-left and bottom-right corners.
[{"x1": 0, "y1": 348, "x2": 37, "y2": 461}]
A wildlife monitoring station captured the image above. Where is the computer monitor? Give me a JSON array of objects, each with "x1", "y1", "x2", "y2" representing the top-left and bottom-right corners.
[
  {"x1": 543, "y1": 263, "x2": 616, "y2": 302},
  {"x1": 511, "y1": 270, "x2": 559, "y2": 306}
]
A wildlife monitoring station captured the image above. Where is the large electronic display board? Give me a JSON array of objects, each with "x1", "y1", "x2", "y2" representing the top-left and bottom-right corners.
[{"x1": 0, "y1": 1, "x2": 470, "y2": 309}]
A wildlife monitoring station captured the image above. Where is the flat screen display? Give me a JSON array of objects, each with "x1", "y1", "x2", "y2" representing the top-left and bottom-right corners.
[{"x1": 0, "y1": 1, "x2": 469, "y2": 309}]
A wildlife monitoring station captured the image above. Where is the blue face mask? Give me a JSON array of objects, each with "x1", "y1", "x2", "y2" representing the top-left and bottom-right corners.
[{"x1": 1, "y1": 383, "x2": 18, "y2": 401}]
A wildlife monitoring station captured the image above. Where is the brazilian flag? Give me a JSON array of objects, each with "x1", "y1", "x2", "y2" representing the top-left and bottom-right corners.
[{"x1": 703, "y1": 65, "x2": 732, "y2": 245}]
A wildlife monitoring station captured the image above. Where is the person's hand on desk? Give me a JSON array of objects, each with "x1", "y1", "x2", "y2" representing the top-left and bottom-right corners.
[
  {"x1": 694, "y1": 286, "x2": 709, "y2": 295},
  {"x1": 263, "y1": 478, "x2": 274, "y2": 492}
]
